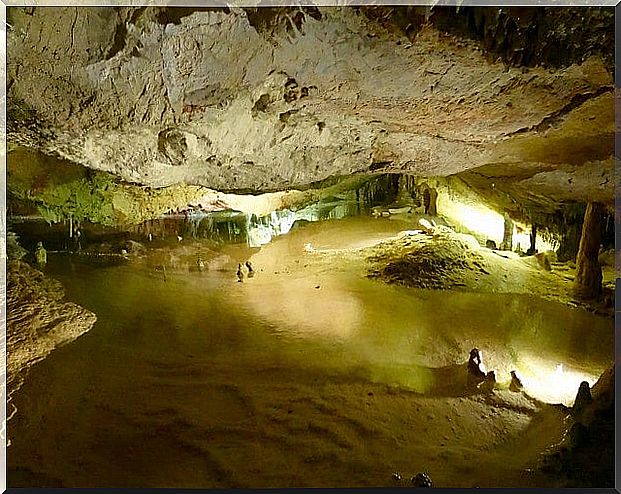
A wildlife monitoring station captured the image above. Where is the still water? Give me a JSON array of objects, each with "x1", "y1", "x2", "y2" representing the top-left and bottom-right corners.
[{"x1": 8, "y1": 216, "x2": 614, "y2": 488}]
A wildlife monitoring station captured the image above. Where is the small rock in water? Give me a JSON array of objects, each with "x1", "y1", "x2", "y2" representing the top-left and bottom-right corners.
[
  {"x1": 392, "y1": 472, "x2": 402, "y2": 482},
  {"x1": 411, "y1": 472, "x2": 432, "y2": 487}
]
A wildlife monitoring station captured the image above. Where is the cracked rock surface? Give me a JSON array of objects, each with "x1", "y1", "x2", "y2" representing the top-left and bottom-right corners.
[{"x1": 7, "y1": 6, "x2": 614, "y2": 203}]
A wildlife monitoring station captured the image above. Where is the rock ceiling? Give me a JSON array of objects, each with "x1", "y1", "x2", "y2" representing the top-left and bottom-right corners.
[{"x1": 6, "y1": 6, "x2": 615, "y2": 208}]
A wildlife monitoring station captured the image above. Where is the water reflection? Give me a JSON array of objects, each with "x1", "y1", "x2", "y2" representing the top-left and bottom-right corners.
[
  {"x1": 9, "y1": 174, "x2": 409, "y2": 253},
  {"x1": 8, "y1": 215, "x2": 614, "y2": 488},
  {"x1": 35, "y1": 215, "x2": 615, "y2": 401},
  {"x1": 171, "y1": 198, "x2": 363, "y2": 247}
]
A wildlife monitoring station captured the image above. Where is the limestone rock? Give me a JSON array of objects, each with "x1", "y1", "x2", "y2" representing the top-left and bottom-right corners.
[
  {"x1": 590, "y1": 366, "x2": 614, "y2": 410},
  {"x1": 6, "y1": 6, "x2": 614, "y2": 202},
  {"x1": 7, "y1": 260, "x2": 97, "y2": 416}
]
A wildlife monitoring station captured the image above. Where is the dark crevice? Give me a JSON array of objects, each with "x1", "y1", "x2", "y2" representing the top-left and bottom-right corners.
[
  {"x1": 251, "y1": 94, "x2": 271, "y2": 117},
  {"x1": 69, "y1": 8, "x2": 78, "y2": 53},
  {"x1": 244, "y1": 6, "x2": 320, "y2": 37},
  {"x1": 506, "y1": 86, "x2": 614, "y2": 136},
  {"x1": 306, "y1": 6, "x2": 322, "y2": 21},
  {"x1": 279, "y1": 109, "x2": 299, "y2": 124},
  {"x1": 104, "y1": 21, "x2": 127, "y2": 60},
  {"x1": 129, "y1": 7, "x2": 148, "y2": 25},
  {"x1": 369, "y1": 161, "x2": 392, "y2": 171},
  {"x1": 155, "y1": 7, "x2": 229, "y2": 26}
]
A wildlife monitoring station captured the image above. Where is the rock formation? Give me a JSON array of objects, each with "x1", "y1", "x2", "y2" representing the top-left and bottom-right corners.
[
  {"x1": 573, "y1": 202, "x2": 604, "y2": 300},
  {"x1": 6, "y1": 6, "x2": 614, "y2": 208},
  {"x1": 7, "y1": 260, "x2": 97, "y2": 416}
]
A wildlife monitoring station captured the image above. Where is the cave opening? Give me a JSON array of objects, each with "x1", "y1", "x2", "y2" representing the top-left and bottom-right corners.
[{"x1": 4, "y1": 4, "x2": 616, "y2": 490}]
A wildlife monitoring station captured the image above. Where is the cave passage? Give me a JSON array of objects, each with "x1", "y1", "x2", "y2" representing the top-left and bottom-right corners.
[
  {"x1": 5, "y1": 3, "x2": 616, "y2": 489},
  {"x1": 7, "y1": 215, "x2": 613, "y2": 489}
]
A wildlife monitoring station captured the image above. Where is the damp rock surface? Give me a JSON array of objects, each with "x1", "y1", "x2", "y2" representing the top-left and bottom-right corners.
[
  {"x1": 363, "y1": 223, "x2": 591, "y2": 306},
  {"x1": 7, "y1": 260, "x2": 97, "y2": 413},
  {"x1": 541, "y1": 366, "x2": 614, "y2": 487}
]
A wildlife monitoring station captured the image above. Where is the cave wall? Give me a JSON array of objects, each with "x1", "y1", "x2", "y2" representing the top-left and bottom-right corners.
[{"x1": 356, "y1": 6, "x2": 614, "y2": 67}]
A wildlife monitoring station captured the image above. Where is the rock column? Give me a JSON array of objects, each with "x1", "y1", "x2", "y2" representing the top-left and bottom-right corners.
[
  {"x1": 573, "y1": 202, "x2": 603, "y2": 300},
  {"x1": 527, "y1": 223, "x2": 537, "y2": 254},
  {"x1": 501, "y1": 213, "x2": 513, "y2": 251},
  {"x1": 396, "y1": 175, "x2": 412, "y2": 205}
]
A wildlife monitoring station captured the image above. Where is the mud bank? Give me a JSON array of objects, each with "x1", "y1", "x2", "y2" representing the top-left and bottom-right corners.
[{"x1": 363, "y1": 223, "x2": 614, "y2": 316}]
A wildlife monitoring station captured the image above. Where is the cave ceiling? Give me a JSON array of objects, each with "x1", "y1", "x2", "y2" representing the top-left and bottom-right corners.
[{"x1": 6, "y1": 6, "x2": 616, "y2": 211}]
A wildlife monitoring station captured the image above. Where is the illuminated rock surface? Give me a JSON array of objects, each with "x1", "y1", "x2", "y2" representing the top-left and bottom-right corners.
[{"x1": 7, "y1": 6, "x2": 614, "y2": 207}]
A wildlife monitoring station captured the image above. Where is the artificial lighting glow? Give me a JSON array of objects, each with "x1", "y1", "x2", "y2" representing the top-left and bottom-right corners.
[
  {"x1": 512, "y1": 222, "x2": 560, "y2": 253},
  {"x1": 436, "y1": 195, "x2": 505, "y2": 245},
  {"x1": 516, "y1": 358, "x2": 599, "y2": 406},
  {"x1": 246, "y1": 278, "x2": 363, "y2": 340},
  {"x1": 247, "y1": 210, "x2": 297, "y2": 247},
  {"x1": 535, "y1": 235, "x2": 560, "y2": 253},
  {"x1": 512, "y1": 227, "x2": 530, "y2": 253}
]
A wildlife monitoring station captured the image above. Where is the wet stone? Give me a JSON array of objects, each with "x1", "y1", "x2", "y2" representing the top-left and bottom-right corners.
[{"x1": 411, "y1": 472, "x2": 433, "y2": 487}]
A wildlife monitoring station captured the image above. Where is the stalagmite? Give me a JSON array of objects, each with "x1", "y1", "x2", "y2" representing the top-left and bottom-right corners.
[
  {"x1": 573, "y1": 202, "x2": 604, "y2": 300},
  {"x1": 501, "y1": 214, "x2": 513, "y2": 251},
  {"x1": 527, "y1": 223, "x2": 537, "y2": 254}
]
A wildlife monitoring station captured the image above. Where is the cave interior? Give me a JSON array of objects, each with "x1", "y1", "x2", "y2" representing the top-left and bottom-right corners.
[{"x1": 4, "y1": 5, "x2": 618, "y2": 490}]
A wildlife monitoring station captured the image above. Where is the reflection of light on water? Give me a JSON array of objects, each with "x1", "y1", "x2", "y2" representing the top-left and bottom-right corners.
[
  {"x1": 518, "y1": 359, "x2": 598, "y2": 406},
  {"x1": 247, "y1": 279, "x2": 362, "y2": 340}
]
